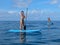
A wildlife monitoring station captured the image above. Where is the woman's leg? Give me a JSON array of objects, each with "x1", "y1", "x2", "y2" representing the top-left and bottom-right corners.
[
  {"x1": 20, "y1": 20, "x2": 24, "y2": 30},
  {"x1": 20, "y1": 22, "x2": 23, "y2": 30}
]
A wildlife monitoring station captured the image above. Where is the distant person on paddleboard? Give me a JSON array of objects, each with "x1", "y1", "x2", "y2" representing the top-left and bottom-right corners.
[
  {"x1": 48, "y1": 17, "x2": 51, "y2": 23},
  {"x1": 48, "y1": 17, "x2": 53, "y2": 26},
  {"x1": 20, "y1": 11, "x2": 26, "y2": 30}
]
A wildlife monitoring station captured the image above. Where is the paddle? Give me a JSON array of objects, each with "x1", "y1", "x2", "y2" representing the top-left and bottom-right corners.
[
  {"x1": 24, "y1": 25, "x2": 26, "y2": 30},
  {"x1": 24, "y1": 8, "x2": 28, "y2": 30}
]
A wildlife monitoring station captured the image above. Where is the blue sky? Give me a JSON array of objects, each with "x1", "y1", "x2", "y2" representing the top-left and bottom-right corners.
[{"x1": 0, "y1": 0, "x2": 60, "y2": 21}]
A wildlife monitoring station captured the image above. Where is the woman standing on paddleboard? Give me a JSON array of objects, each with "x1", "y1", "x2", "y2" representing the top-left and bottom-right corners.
[{"x1": 20, "y1": 11, "x2": 25, "y2": 30}]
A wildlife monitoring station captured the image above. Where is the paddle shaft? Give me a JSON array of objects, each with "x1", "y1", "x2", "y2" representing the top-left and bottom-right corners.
[{"x1": 24, "y1": 8, "x2": 28, "y2": 30}]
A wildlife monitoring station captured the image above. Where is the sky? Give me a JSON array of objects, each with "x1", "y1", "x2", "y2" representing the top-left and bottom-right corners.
[{"x1": 0, "y1": 0, "x2": 60, "y2": 21}]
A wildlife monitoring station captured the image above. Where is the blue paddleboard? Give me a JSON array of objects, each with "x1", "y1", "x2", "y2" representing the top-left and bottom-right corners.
[{"x1": 8, "y1": 29, "x2": 40, "y2": 33}]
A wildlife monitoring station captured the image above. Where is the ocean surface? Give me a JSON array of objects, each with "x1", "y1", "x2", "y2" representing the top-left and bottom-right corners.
[{"x1": 0, "y1": 21, "x2": 60, "y2": 45}]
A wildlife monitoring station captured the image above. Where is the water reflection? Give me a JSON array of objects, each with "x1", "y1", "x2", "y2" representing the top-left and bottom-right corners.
[{"x1": 20, "y1": 32, "x2": 26, "y2": 44}]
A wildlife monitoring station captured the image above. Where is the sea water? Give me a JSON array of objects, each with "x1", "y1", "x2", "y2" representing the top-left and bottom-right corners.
[{"x1": 0, "y1": 21, "x2": 60, "y2": 45}]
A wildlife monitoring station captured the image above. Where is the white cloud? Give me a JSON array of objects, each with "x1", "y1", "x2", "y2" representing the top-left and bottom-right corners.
[
  {"x1": 31, "y1": 10, "x2": 40, "y2": 14},
  {"x1": 58, "y1": 5, "x2": 60, "y2": 8},
  {"x1": 0, "y1": 10, "x2": 19, "y2": 17},
  {"x1": 48, "y1": 0, "x2": 60, "y2": 8},
  {"x1": 0, "y1": 10, "x2": 18, "y2": 15},
  {"x1": 38, "y1": 0, "x2": 60, "y2": 9},
  {"x1": 13, "y1": 0, "x2": 32, "y2": 8},
  {"x1": 0, "y1": 10, "x2": 20, "y2": 21},
  {"x1": 26, "y1": 9, "x2": 60, "y2": 21},
  {"x1": 0, "y1": 9, "x2": 60, "y2": 21},
  {"x1": 40, "y1": 0, "x2": 59, "y2": 5},
  {"x1": 50, "y1": 0, "x2": 58, "y2": 4},
  {"x1": 38, "y1": 0, "x2": 58, "y2": 5},
  {"x1": 27, "y1": 9, "x2": 53, "y2": 16},
  {"x1": 8, "y1": 11, "x2": 18, "y2": 14}
]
